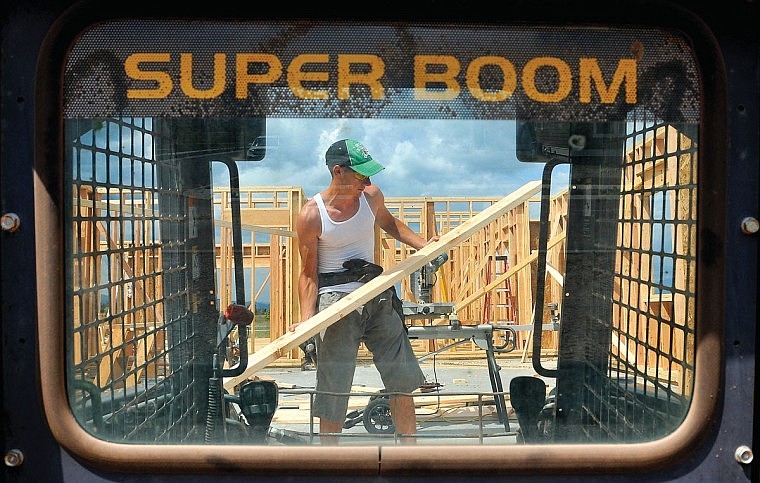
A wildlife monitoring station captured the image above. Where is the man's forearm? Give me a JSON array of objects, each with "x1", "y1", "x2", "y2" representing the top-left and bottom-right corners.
[
  {"x1": 390, "y1": 218, "x2": 426, "y2": 249},
  {"x1": 298, "y1": 275, "x2": 319, "y2": 321}
]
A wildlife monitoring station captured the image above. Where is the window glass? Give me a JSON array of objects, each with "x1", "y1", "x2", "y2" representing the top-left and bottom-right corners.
[{"x1": 64, "y1": 19, "x2": 699, "y2": 447}]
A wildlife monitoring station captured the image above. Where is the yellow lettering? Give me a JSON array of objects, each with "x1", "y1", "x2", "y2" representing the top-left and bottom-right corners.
[
  {"x1": 236, "y1": 54, "x2": 283, "y2": 99},
  {"x1": 288, "y1": 54, "x2": 330, "y2": 100},
  {"x1": 414, "y1": 55, "x2": 461, "y2": 100},
  {"x1": 466, "y1": 56, "x2": 517, "y2": 102},
  {"x1": 522, "y1": 57, "x2": 572, "y2": 102},
  {"x1": 337, "y1": 54, "x2": 385, "y2": 100},
  {"x1": 121, "y1": 51, "x2": 639, "y2": 107},
  {"x1": 579, "y1": 58, "x2": 637, "y2": 103},
  {"x1": 179, "y1": 53, "x2": 226, "y2": 99},
  {"x1": 125, "y1": 53, "x2": 173, "y2": 99}
]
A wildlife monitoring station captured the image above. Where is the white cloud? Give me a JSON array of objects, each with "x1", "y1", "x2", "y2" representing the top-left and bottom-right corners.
[{"x1": 234, "y1": 117, "x2": 547, "y2": 199}]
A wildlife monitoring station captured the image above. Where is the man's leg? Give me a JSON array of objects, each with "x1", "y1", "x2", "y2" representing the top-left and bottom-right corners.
[
  {"x1": 389, "y1": 395, "x2": 417, "y2": 444},
  {"x1": 364, "y1": 290, "x2": 426, "y2": 444},
  {"x1": 319, "y1": 418, "x2": 344, "y2": 445},
  {"x1": 312, "y1": 292, "x2": 362, "y2": 445}
]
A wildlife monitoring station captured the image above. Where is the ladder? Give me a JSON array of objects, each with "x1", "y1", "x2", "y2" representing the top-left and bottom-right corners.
[
  {"x1": 482, "y1": 254, "x2": 519, "y2": 351},
  {"x1": 492, "y1": 254, "x2": 516, "y2": 324}
]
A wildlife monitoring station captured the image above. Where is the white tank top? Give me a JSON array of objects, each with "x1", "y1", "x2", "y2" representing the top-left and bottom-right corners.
[{"x1": 314, "y1": 191, "x2": 376, "y2": 294}]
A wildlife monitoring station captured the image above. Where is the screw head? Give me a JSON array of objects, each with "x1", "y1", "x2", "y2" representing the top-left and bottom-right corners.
[
  {"x1": 1, "y1": 213, "x2": 21, "y2": 232},
  {"x1": 735, "y1": 445, "x2": 754, "y2": 464},
  {"x1": 568, "y1": 134, "x2": 586, "y2": 150},
  {"x1": 740, "y1": 217, "x2": 759, "y2": 235},
  {"x1": 4, "y1": 449, "x2": 24, "y2": 467}
]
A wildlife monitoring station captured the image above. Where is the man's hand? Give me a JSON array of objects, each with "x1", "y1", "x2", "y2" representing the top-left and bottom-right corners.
[{"x1": 425, "y1": 236, "x2": 440, "y2": 246}]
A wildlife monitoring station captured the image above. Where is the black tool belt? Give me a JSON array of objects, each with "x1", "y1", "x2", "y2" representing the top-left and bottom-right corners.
[
  {"x1": 318, "y1": 258, "x2": 406, "y2": 331},
  {"x1": 318, "y1": 259, "x2": 383, "y2": 288}
]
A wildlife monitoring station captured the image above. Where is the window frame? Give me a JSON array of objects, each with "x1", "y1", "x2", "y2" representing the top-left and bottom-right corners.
[{"x1": 34, "y1": 2, "x2": 726, "y2": 476}]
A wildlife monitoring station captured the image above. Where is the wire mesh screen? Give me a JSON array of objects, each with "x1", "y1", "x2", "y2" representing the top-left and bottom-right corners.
[
  {"x1": 609, "y1": 121, "x2": 697, "y2": 439},
  {"x1": 67, "y1": 118, "x2": 202, "y2": 442},
  {"x1": 555, "y1": 120, "x2": 697, "y2": 442}
]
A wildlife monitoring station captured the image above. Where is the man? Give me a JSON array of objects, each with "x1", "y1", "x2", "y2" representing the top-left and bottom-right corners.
[{"x1": 291, "y1": 138, "x2": 438, "y2": 444}]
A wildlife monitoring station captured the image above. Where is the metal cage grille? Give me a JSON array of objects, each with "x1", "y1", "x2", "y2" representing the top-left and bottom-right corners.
[
  {"x1": 583, "y1": 121, "x2": 697, "y2": 441},
  {"x1": 67, "y1": 118, "x2": 200, "y2": 442}
]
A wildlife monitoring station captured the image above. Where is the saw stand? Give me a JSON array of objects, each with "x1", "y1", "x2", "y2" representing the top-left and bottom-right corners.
[{"x1": 402, "y1": 299, "x2": 511, "y2": 433}]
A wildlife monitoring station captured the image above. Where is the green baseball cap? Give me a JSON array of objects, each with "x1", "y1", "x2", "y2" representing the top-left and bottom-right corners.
[{"x1": 325, "y1": 139, "x2": 385, "y2": 177}]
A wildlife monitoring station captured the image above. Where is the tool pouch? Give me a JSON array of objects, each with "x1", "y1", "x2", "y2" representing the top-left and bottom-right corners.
[
  {"x1": 318, "y1": 259, "x2": 406, "y2": 331},
  {"x1": 318, "y1": 259, "x2": 384, "y2": 288}
]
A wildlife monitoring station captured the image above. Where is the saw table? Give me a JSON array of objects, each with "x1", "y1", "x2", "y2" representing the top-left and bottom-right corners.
[{"x1": 403, "y1": 300, "x2": 512, "y2": 433}]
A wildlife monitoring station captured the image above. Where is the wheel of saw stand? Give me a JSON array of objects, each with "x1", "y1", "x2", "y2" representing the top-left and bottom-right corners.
[{"x1": 363, "y1": 396, "x2": 395, "y2": 434}]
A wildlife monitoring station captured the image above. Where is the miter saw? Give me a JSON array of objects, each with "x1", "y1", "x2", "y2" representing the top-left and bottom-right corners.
[{"x1": 402, "y1": 252, "x2": 460, "y2": 325}]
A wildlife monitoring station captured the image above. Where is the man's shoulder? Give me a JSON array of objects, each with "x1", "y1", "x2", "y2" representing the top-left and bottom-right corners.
[
  {"x1": 363, "y1": 185, "x2": 387, "y2": 212},
  {"x1": 363, "y1": 185, "x2": 384, "y2": 202},
  {"x1": 296, "y1": 198, "x2": 321, "y2": 228},
  {"x1": 302, "y1": 196, "x2": 318, "y2": 208}
]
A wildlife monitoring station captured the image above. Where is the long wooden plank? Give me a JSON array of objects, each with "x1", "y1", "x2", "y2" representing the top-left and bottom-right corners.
[{"x1": 224, "y1": 180, "x2": 541, "y2": 390}]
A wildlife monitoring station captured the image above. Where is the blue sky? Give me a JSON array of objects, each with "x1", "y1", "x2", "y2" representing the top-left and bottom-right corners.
[{"x1": 216, "y1": 118, "x2": 564, "y2": 199}]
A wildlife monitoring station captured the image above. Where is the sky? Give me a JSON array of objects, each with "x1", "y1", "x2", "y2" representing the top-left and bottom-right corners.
[
  {"x1": 221, "y1": 118, "x2": 674, "y2": 306},
  {"x1": 214, "y1": 118, "x2": 565, "y2": 200}
]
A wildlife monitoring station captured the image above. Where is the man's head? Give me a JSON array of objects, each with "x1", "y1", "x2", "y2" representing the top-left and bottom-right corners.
[{"x1": 325, "y1": 139, "x2": 385, "y2": 178}]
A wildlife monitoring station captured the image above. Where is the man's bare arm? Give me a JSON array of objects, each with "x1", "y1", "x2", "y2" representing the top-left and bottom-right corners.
[
  {"x1": 292, "y1": 201, "x2": 321, "y2": 330},
  {"x1": 368, "y1": 185, "x2": 438, "y2": 249}
]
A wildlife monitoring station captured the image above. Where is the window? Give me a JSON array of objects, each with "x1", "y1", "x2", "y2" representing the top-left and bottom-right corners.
[{"x1": 39, "y1": 11, "x2": 719, "y2": 475}]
